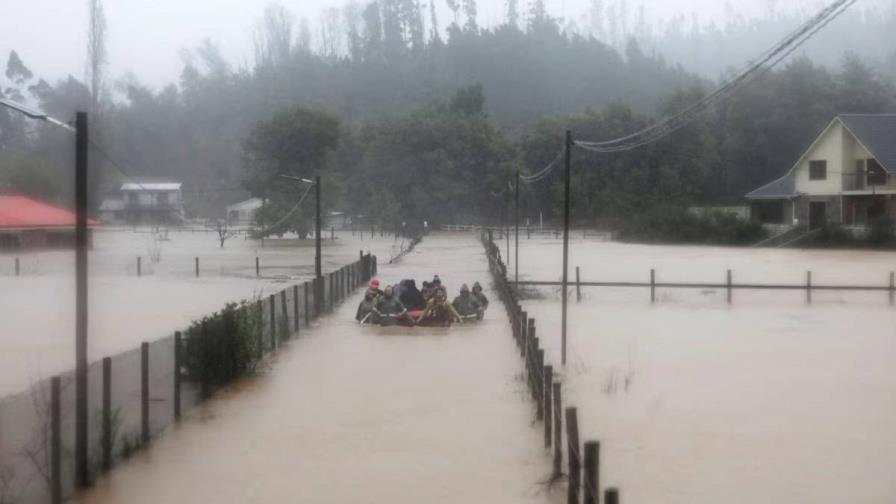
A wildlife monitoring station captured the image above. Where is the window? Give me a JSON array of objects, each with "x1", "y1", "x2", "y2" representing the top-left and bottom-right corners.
[
  {"x1": 809, "y1": 160, "x2": 827, "y2": 181},
  {"x1": 867, "y1": 159, "x2": 887, "y2": 186}
]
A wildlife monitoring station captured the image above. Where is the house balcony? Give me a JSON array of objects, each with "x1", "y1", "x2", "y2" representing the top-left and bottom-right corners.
[{"x1": 841, "y1": 173, "x2": 896, "y2": 193}]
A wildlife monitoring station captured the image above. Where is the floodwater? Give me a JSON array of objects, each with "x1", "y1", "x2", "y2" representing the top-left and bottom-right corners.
[
  {"x1": 0, "y1": 228, "x2": 400, "y2": 397},
  {"x1": 511, "y1": 236, "x2": 896, "y2": 503},
  {"x1": 76, "y1": 234, "x2": 558, "y2": 504}
]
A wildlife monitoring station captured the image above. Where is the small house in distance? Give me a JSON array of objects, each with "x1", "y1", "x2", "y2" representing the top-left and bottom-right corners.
[
  {"x1": 226, "y1": 198, "x2": 263, "y2": 227},
  {"x1": 0, "y1": 195, "x2": 97, "y2": 250},
  {"x1": 99, "y1": 180, "x2": 185, "y2": 225},
  {"x1": 746, "y1": 114, "x2": 896, "y2": 230}
]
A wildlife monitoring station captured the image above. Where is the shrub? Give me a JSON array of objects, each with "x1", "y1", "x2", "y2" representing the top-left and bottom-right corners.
[
  {"x1": 615, "y1": 206, "x2": 767, "y2": 245},
  {"x1": 868, "y1": 217, "x2": 895, "y2": 246},
  {"x1": 183, "y1": 300, "x2": 263, "y2": 393}
]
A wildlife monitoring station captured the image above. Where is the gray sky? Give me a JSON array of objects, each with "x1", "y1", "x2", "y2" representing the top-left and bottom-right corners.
[{"x1": 0, "y1": 0, "x2": 855, "y2": 90}]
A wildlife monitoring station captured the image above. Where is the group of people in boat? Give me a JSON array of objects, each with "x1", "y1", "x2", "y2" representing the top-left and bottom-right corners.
[{"x1": 355, "y1": 275, "x2": 489, "y2": 327}]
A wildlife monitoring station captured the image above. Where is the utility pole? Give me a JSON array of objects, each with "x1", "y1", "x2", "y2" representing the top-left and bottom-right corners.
[
  {"x1": 75, "y1": 111, "x2": 89, "y2": 487},
  {"x1": 515, "y1": 171, "x2": 520, "y2": 286},
  {"x1": 561, "y1": 130, "x2": 572, "y2": 366},
  {"x1": 315, "y1": 175, "x2": 322, "y2": 314}
]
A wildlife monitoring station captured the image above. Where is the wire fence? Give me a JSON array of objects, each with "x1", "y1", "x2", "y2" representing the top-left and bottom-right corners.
[
  {"x1": 0, "y1": 253, "x2": 377, "y2": 504},
  {"x1": 481, "y1": 231, "x2": 617, "y2": 504}
]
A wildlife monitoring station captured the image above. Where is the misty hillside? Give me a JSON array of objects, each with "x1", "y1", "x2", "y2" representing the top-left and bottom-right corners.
[{"x1": 1, "y1": 0, "x2": 895, "y2": 227}]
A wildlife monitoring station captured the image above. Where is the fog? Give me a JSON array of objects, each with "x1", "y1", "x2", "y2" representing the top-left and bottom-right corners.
[{"x1": 2, "y1": 0, "x2": 881, "y2": 89}]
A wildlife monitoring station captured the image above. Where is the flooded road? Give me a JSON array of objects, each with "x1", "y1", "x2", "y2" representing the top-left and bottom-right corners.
[
  {"x1": 0, "y1": 229, "x2": 398, "y2": 396},
  {"x1": 512, "y1": 236, "x2": 896, "y2": 504},
  {"x1": 77, "y1": 234, "x2": 557, "y2": 504}
]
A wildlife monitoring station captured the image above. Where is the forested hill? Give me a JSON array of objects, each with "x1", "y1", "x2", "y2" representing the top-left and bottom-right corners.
[{"x1": 2, "y1": 1, "x2": 895, "y2": 228}]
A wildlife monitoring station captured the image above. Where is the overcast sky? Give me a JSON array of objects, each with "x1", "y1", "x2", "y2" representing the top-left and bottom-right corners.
[{"x1": 0, "y1": 0, "x2": 867, "y2": 90}]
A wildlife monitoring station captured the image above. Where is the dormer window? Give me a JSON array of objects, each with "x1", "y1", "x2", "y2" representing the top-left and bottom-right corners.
[{"x1": 809, "y1": 160, "x2": 827, "y2": 181}]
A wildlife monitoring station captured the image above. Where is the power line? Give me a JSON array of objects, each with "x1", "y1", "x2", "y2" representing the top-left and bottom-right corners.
[{"x1": 574, "y1": 0, "x2": 856, "y2": 154}]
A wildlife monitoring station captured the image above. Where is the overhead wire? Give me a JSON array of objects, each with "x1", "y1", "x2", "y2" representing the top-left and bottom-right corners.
[{"x1": 573, "y1": 0, "x2": 855, "y2": 153}]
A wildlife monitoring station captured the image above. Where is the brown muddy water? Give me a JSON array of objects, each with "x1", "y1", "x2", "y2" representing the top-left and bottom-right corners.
[
  {"x1": 76, "y1": 234, "x2": 558, "y2": 504},
  {"x1": 512, "y1": 236, "x2": 896, "y2": 503},
  {"x1": 0, "y1": 229, "x2": 399, "y2": 397}
]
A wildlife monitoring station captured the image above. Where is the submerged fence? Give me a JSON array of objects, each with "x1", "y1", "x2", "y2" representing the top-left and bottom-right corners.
[
  {"x1": 0, "y1": 252, "x2": 377, "y2": 504},
  {"x1": 482, "y1": 232, "x2": 618, "y2": 504},
  {"x1": 515, "y1": 268, "x2": 896, "y2": 305}
]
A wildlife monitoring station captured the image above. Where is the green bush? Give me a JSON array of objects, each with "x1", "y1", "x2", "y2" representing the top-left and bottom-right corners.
[
  {"x1": 868, "y1": 217, "x2": 895, "y2": 246},
  {"x1": 615, "y1": 206, "x2": 767, "y2": 246},
  {"x1": 183, "y1": 300, "x2": 263, "y2": 393}
]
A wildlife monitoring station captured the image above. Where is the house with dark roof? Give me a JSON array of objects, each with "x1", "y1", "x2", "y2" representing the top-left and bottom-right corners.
[{"x1": 746, "y1": 114, "x2": 896, "y2": 230}]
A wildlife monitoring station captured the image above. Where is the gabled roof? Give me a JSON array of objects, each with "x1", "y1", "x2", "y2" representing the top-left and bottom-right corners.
[
  {"x1": 839, "y1": 114, "x2": 896, "y2": 173},
  {"x1": 746, "y1": 113, "x2": 896, "y2": 199},
  {"x1": 0, "y1": 195, "x2": 99, "y2": 228}
]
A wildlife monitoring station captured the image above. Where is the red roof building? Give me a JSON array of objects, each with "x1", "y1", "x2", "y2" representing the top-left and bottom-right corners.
[{"x1": 0, "y1": 195, "x2": 97, "y2": 250}]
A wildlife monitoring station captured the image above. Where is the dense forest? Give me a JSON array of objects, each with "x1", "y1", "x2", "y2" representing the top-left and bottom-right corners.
[{"x1": 1, "y1": 0, "x2": 895, "y2": 232}]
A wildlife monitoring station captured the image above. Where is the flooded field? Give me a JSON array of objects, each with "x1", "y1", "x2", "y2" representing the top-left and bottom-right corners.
[
  {"x1": 76, "y1": 234, "x2": 556, "y2": 504},
  {"x1": 0, "y1": 228, "x2": 399, "y2": 397},
  {"x1": 512, "y1": 235, "x2": 896, "y2": 503}
]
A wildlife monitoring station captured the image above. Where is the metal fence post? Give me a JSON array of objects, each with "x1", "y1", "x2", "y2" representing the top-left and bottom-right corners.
[
  {"x1": 141, "y1": 342, "x2": 149, "y2": 446},
  {"x1": 174, "y1": 331, "x2": 182, "y2": 419},
  {"x1": 102, "y1": 357, "x2": 112, "y2": 472},
  {"x1": 51, "y1": 376, "x2": 61, "y2": 504},
  {"x1": 269, "y1": 294, "x2": 277, "y2": 349},
  {"x1": 293, "y1": 285, "x2": 300, "y2": 333},
  {"x1": 304, "y1": 282, "x2": 311, "y2": 326}
]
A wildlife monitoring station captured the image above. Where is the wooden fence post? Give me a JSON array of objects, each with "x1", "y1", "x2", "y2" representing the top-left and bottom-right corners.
[
  {"x1": 520, "y1": 312, "x2": 528, "y2": 358},
  {"x1": 544, "y1": 365, "x2": 553, "y2": 448},
  {"x1": 650, "y1": 269, "x2": 656, "y2": 303},
  {"x1": 604, "y1": 488, "x2": 619, "y2": 504},
  {"x1": 889, "y1": 272, "x2": 894, "y2": 305},
  {"x1": 269, "y1": 294, "x2": 276, "y2": 349},
  {"x1": 576, "y1": 266, "x2": 582, "y2": 303},
  {"x1": 807, "y1": 270, "x2": 812, "y2": 305},
  {"x1": 102, "y1": 357, "x2": 112, "y2": 472},
  {"x1": 141, "y1": 341, "x2": 149, "y2": 446},
  {"x1": 15, "y1": 257, "x2": 20, "y2": 276},
  {"x1": 293, "y1": 285, "x2": 300, "y2": 333},
  {"x1": 304, "y1": 282, "x2": 311, "y2": 326},
  {"x1": 727, "y1": 269, "x2": 732, "y2": 305},
  {"x1": 174, "y1": 331, "x2": 181, "y2": 420},
  {"x1": 194, "y1": 257, "x2": 199, "y2": 278},
  {"x1": 137, "y1": 256, "x2": 141, "y2": 277},
  {"x1": 584, "y1": 441, "x2": 600, "y2": 504},
  {"x1": 566, "y1": 407, "x2": 581, "y2": 504},
  {"x1": 553, "y1": 382, "x2": 563, "y2": 478},
  {"x1": 51, "y1": 376, "x2": 61, "y2": 504},
  {"x1": 256, "y1": 256, "x2": 260, "y2": 277}
]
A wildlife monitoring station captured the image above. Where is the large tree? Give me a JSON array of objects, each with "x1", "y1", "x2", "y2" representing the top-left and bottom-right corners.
[{"x1": 242, "y1": 106, "x2": 342, "y2": 237}]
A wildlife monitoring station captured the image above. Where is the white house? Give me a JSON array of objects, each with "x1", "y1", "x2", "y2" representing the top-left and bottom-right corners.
[
  {"x1": 226, "y1": 197, "x2": 263, "y2": 226},
  {"x1": 746, "y1": 114, "x2": 896, "y2": 230},
  {"x1": 99, "y1": 180, "x2": 185, "y2": 225}
]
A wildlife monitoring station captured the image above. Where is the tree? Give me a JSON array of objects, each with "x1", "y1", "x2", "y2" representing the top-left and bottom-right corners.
[{"x1": 242, "y1": 107, "x2": 341, "y2": 237}]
